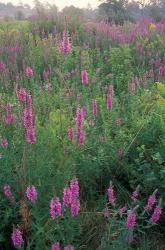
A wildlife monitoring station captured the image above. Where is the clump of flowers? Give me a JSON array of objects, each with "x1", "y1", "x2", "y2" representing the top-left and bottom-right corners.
[
  {"x1": 11, "y1": 228, "x2": 23, "y2": 249},
  {"x1": 26, "y1": 185, "x2": 37, "y2": 203},
  {"x1": 63, "y1": 177, "x2": 80, "y2": 217}
]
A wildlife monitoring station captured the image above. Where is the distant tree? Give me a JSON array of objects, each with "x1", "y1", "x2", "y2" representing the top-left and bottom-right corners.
[
  {"x1": 15, "y1": 10, "x2": 25, "y2": 20},
  {"x1": 61, "y1": 5, "x2": 85, "y2": 29},
  {"x1": 98, "y1": 0, "x2": 131, "y2": 24}
]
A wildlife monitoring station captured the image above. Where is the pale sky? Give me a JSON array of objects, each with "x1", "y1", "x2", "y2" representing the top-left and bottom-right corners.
[{"x1": 0, "y1": 0, "x2": 100, "y2": 9}]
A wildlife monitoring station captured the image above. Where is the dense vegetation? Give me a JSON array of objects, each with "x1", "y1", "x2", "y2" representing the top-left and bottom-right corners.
[{"x1": 0, "y1": 8, "x2": 165, "y2": 250}]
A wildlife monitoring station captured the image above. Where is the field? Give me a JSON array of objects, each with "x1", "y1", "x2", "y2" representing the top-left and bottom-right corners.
[{"x1": 0, "y1": 16, "x2": 165, "y2": 250}]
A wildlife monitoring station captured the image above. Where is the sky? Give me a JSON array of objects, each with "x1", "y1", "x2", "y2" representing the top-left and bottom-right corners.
[{"x1": 0, "y1": 0, "x2": 100, "y2": 9}]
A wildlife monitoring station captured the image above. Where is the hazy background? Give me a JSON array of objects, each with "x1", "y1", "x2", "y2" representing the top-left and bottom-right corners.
[{"x1": 0, "y1": 0, "x2": 99, "y2": 9}]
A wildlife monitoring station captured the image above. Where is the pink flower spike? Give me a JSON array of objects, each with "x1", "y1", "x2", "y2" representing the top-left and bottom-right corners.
[
  {"x1": 150, "y1": 205, "x2": 162, "y2": 224},
  {"x1": 52, "y1": 242, "x2": 60, "y2": 250},
  {"x1": 67, "y1": 128, "x2": 74, "y2": 141},
  {"x1": 50, "y1": 197, "x2": 62, "y2": 219},
  {"x1": 71, "y1": 198, "x2": 80, "y2": 216},
  {"x1": 11, "y1": 228, "x2": 23, "y2": 249},
  {"x1": 103, "y1": 207, "x2": 110, "y2": 218},
  {"x1": 131, "y1": 191, "x2": 139, "y2": 202},
  {"x1": 3, "y1": 184, "x2": 15, "y2": 202},
  {"x1": 107, "y1": 184, "x2": 115, "y2": 205},
  {"x1": 126, "y1": 211, "x2": 136, "y2": 229},
  {"x1": 63, "y1": 187, "x2": 72, "y2": 207},
  {"x1": 106, "y1": 95, "x2": 112, "y2": 110},
  {"x1": 26, "y1": 185, "x2": 37, "y2": 203},
  {"x1": 144, "y1": 193, "x2": 157, "y2": 212},
  {"x1": 1, "y1": 138, "x2": 9, "y2": 148},
  {"x1": 25, "y1": 66, "x2": 33, "y2": 77},
  {"x1": 59, "y1": 30, "x2": 72, "y2": 54},
  {"x1": 16, "y1": 87, "x2": 27, "y2": 102},
  {"x1": 64, "y1": 245, "x2": 74, "y2": 250},
  {"x1": 81, "y1": 70, "x2": 89, "y2": 84},
  {"x1": 92, "y1": 99, "x2": 98, "y2": 115}
]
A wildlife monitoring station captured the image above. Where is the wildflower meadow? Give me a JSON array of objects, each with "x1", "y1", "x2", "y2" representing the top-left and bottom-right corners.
[{"x1": 0, "y1": 2, "x2": 165, "y2": 250}]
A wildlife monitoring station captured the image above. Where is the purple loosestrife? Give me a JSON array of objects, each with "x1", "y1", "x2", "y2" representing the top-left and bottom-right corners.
[
  {"x1": 26, "y1": 127, "x2": 36, "y2": 144},
  {"x1": 1, "y1": 138, "x2": 9, "y2": 148},
  {"x1": 70, "y1": 177, "x2": 79, "y2": 200},
  {"x1": 119, "y1": 205, "x2": 127, "y2": 216},
  {"x1": 11, "y1": 228, "x2": 23, "y2": 249},
  {"x1": 63, "y1": 187, "x2": 72, "y2": 207},
  {"x1": 25, "y1": 66, "x2": 33, "y2": 77},
  {"x1": 131, "y1": 187, "x2": 139, "y2": 202},
  {"x1": 0, "y1": 61, "x2": 6, "y2": 71},
  {"x1": 2, "y1": 102, "x2": 14, "y2": 125},
  {"x1": 126, "y1": 211, "x2": 136, "y2": 229},
  {"x1": 64, "y1": 245, "x2": 74, "y2": 250},
  {"x1": 150, "y1": 205, "x2": 162, "y2": 224},
  {"x1": 144, "y1": 193, "x2": 157, "y2": 212},
  {"x1": 108, "y1": 84, "x2": 114, "y2": 96},
  {"x1": 52, "y1": 242, "x2": 60, "y2": 250},
  {"x1": 16, "y1": 86, "x2": 27, "y2": 102},
  {"x1": 50, "y1": 197, "x2": 62, "y2": 219},
  {"x1": 59, "y1": 30, "x2": 72, "y2": 54},
  {"x1": 43, "y1": 69, "x2": 50, "y2": 78},
  {"x1": 81, "y1": 70, "x2": 89, "y2": 84},
  {"x1": 103, "y1": 207, "x2": 110, "y2": 218},
  {"x1": 23, "y1": 108, "x2": 35, "y2": 129},
  {"x1": 27, "y1": 95, "x2": 33, "y2": 107},
  {"x1": 76, "y1": 107, "x2": 84, "y2": 130},
  {"x1": 106, "y1": 95, "x2": 112, "y2": 110},
  {"x1": 71, "y1": 198, "x2": 80, "y2": 216},
  {"x1": 116, "y1": 118, "x2": 122, "y2": 127},
  {"x1": 107, "y1": 184, "x2": 115, "y2": 205},
  {"x1": 26, "y1": 185, "x2": 37, "y2": 203},
  {"x1": 92, "y1": 99, "x2": 98, "y2": 116},
  {"x1": 126, "y1": 234, "x2": 133, "y2": 244},
  {"x1": 82, "y1": 106, "x2": 87, "y2": 117},
  {"x1": 77, "y1": 130, "x2": 85, "y2": 145},
  {"x1": 67, "y1": 128, "x2": 74, "y2": 141},
  {"x1": 3, "y1": 184, "x2": 15, "y2": 202}
]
